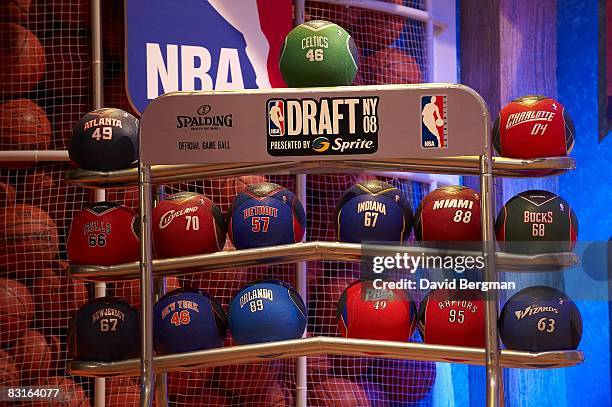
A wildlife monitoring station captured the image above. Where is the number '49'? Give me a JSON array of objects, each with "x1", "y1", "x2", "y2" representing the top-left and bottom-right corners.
[{"x1": 92, "y1": 127, "x2": 113, "y2": 140}]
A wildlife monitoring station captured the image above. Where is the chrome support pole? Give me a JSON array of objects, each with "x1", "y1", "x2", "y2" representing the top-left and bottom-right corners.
[{"x1": 139, "y1": 164, "x2": 155, "y2": 407}]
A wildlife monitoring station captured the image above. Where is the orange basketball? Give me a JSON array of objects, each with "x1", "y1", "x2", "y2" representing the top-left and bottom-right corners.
[
  {"x1": 0, "y1": 349, "x2": 20, "y2": 386},
  {"x1": 0, "y1": 23, "x2": 45, "y2": 97},
  {"x1": 310, "y1": 377, "x2": 369, "y2": 407},
  {"x1": 0, "y1": 278, "x2": 34, "y2": 347},
  {"x1": 363, "y1": 47, "x2": 422, "y2": 85},
  {"x1": 0, "y1": 204, "x2": 59, "y2": 266},
  {"x1": 0, "y1": 99, "x2": 51, "y2": 150},
  {"x1": 0, "y1": 182, "x2": 15, "y2": 208},
  {"x1": 351, "y1": 0, "x2": 405, "y2": 51},
  {"x1": 13, "y1": 329, "x2": 51, "y2": 383}
]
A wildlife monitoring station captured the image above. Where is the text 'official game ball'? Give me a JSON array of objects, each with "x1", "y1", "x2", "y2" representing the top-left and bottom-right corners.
[
  {"x1": 493, "y1": 95, "x2": 575, "y2": 158},
  {"x1": 67, "y1": 202, "x2": 139, "y2": 266},
  {"x1": 418, "y1": 289, "x2": 485, "y2": 348},
  {"x1": 414, "y1": 185, "x2": 481, "y2": 243},
  {"x1": 495, "y1": 190, "x2": 578, "y2": 254},
  {"x1": 69, "y1": 297, "x2": 140, "y2": 362},
  {"x1": 279, "y1": 20, "x2": 358, "y2": 87},
  {"x1": 335, "y1": 180, "x2": 412, "y2": 244},
  {"x1": 69, "y1": 108, "x2": 139, "y2": 171},
  {"x1": 499, "y1": 286, "x2": 582, "y2": 352},
  {"x1": 228, "y1": 182, "x2": 305, "y2": 250},
  {"x1": 337, "y1": 280, "x2": 416, "y2": 342},
  {"x1": 229, "y1": 280, "x2": 307, "y2": 345},
  {"x1": 154, "y1": 288, "x2": 227, "y2": 355},
  {"x1": 153, "y1": 192, "x2": 226, "y2": 258}
]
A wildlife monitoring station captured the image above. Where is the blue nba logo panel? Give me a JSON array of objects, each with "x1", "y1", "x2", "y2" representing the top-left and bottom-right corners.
[{"x1": 421, "y1": 95, "x2": 447, "y2": 148}]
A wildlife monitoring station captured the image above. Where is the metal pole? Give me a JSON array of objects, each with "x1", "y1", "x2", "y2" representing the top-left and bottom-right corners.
[
  {"x1": 93, "y1": 190, "x2": 107, "y2": 407},
  {"x1": 425, "y1": 0, "x2": 434, "y2": 82},
  {"x1": 139, "y1": 164, "x2": 155, "y2": 407},
  {"x1": 480, "y1": 151, "x2": 500, "y2": 407}
]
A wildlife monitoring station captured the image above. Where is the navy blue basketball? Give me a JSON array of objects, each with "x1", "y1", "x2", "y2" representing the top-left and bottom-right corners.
[
  {"x1": 335, "y1": 180, "x2": 413, "y2": 243},
  {"x1": 153, "y1": 288, "x2": 227, "y2": 355},
  {"x1": 499, "y1": 286, "x2": 582, "y2": 352},
  {"x1": 69, "y1": 297, "x2": 140, "y2": 362},
  {"x1": 228, "y1": 280, "x2": 307, "y2": 345},
  {"x1": 228, "y1": 182, "x2": 306, "y2": 250}
]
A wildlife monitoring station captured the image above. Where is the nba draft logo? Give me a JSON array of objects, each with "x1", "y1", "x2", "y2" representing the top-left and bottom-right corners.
[
  {"x1": 268, "y1": 100, "x2": 285, "y2": 136},
  {"x1": 421, "y1": 95, "x2": 448, "y2": 148}
]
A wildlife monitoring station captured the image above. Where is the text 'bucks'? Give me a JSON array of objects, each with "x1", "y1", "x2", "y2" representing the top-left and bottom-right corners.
[{"x1": 284, "y1": 97, "x2": 379, "y2": 135}]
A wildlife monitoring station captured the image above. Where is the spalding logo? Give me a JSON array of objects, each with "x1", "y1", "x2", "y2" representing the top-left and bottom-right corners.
[{"x1": 159, "y1": 207, "x2": 198, "y2": 229}]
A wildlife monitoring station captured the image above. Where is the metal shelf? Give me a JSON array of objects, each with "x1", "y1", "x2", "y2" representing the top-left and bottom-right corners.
[
  {"x1": 68, "y1": 336, "x2": 584, "y2": 378},
  {"x1": 68, "y1": 241, "x2": 578, "y2": 282},
  {"x1": 64, "y1": 156, "x2": 575, "y2": 188}
]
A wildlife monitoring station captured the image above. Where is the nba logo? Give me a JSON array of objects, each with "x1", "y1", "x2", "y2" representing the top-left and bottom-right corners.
[
  {"x1": 268, "y1": 99, "x2": 285, "y2": 136},
  {"x1": 421, "y1": 95, "x2": 447, "y2": 148}
]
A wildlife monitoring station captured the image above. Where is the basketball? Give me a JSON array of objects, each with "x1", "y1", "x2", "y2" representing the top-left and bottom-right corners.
[
  {"x1": 0, "y1": 278, "x2": 34, "y2": 346},
  {"x1": 67, "y1": 201, "x2": 140, "y2": 266},
  {"x1": 335, "y1": 180, "x2": 413, "y2": 244},
  {"x1": 310, "y1": 377, "x2": 369, "y2": 407},
  {"x1": 154, "y1": 288, "x2": 227, "y2": 354},
  {"x1": 499, "y1": 286, "x2": 582, "y2": 352},
  {"x1": 493, "y1": 95, "x2": 575, "y2": 158},
  {"x1": 0, "y1": 23, "x2": 46, "y2": 97},
  {"x1": 0, "y1": 99, "x2": 52, "y2": 150},
  {"x1": 337, "y1": 280, "x2": 416, "y2": 342},
  {"x1": 362, "y1": 47, "x2": 422, "y2": 84},
  {"x1": 279, "y1": 20, "x2": 358, "y2": 87},
  {"x1": 0, "y1": 182, "x2": 15, "y2": 208},
  {"x1": 414, "y1": 185, "x2": 481, "y2": 244},
  {"x1": 69, "y1": 107, "x2": 139, "y2": 171},
  {"x1": 152, "y1": 192, "x2": 226, "y2": 258},
  {"x1": 0, "y1": 349, "x2": 19, "y2": 387},
  {"x1": 13, "y1": 330, "x2": 51, "y2": 383},
  {"x1": 371, "y1": 359, "x2": 436, "y2": 404},
  {"x1": 69, "y1": 297, "x2": 140, "y2": 362},
  {"x1": 31, "y1": 268, "x2": 89, "y2": 331},
  {"x1": 351, "y1": 0, "x2": 404, "y2": 51},
  {"x1": 32, "y1": 376, "x2": 91, "y2": 407},
  {"x1": 495, "y1": 190, "x2": 578, "y2": 254},
  {"x1": 228, "y1": 182, "x2": 305, "y2": 250},
  {"x1": 418, "y1": 289, "x2": 486, "y2": 348},
  {"x1": 229, "y1": 280, "x2": 307, "y2": 345},
  {"x1": 0, "y1": 204, "x2": 58, "y2": 266},
  {"x1": 0, "y1": 0, "x2": 32, "y2": 22}
]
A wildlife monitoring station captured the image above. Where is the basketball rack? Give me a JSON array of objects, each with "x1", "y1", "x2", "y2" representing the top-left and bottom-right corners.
[{"x1": 65, "y1": 83, "x2": 582, "y2": 407}]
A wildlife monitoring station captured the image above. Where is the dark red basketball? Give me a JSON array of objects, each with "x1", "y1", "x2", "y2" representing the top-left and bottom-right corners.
[
  {"x1": 13, "y1": 329, "x2": 51, "y2": 383},
  {"x1": 414, "y1": 186, "x2": 481, "y2": 243},
  {"x1": 0, "y1": 349, "x2": 20, "y2": 386},
  {"x1": 363, "y1": 47, "x2": 422, "y2": 85},
  {"x1": 67, "y1": 202, "x2": 139, "y2": 266},
  {"x1": 418, "y1": 289, "x2": 486, "y2": 348},
  {"x1": 0, "y1": 278, "x2": 34, "y2": 347},
  {"x1": 337, "y1": 280, "x2": 416, "y2": 342},
  {"x1": 495, "y1": 190, "x2": 578, "y2": 254},
  {"x1": 0, "y1": 99, "x2": 52, "y2": 150},
  {"x1": 0, "y1": 0, "x2": 32, "y2": 22},
  {"x1": 493, "y1": 95, "x2": 575, "y2": 158},
  {"x1": 0, "y1": 23, "x2": 46, "y2": 97},
  {"x1": 310, "y1": 377, "x2": 369, "y2": 407},
  {"x1": 0, "y1": 204, "x2": 59, "y2": 267},
  {"x1": 152, "y1": 192, "x2": 226, "y2": 258},
  {"x1": 351, "y1": 0, "x2": 404, "y2": 51}
]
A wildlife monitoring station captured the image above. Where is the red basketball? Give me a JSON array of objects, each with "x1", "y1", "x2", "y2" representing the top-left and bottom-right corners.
[
  {"x1": 0, "y1": 0, "x2": 32, "y2": 22},
  {"x1": 0, "y1": 99, "x2": 52, "y2": 150},
  {"x1": 0, "y1": 349, "x2": 19, "y2": 386},
  {"x1": 152, "y1": 192, "x2": 226, "y2": 258},
  {"x1": 44, "y1": 33, "x2": 91, "y2": 96},
  {"x1": 310, "y1": 377, "x2": 369, "y2": 407},
  {"x1": 372, "y1": 359, "x2": 436, "y2": 404},
  {"x1": 363, "y1": 47, "x2": 422, "y2": 84},
  {"x1": 0, "y1": 278, "x2": 34, "y2": 346},
  {"x1": 418, "y1": 288, "x2": 485, "y2": 348},
  {"x1": 67, "y1": 202, "x2": 139, "y2": 266},
  {"x1": 414, "y1": 186, "x2": 481, "y2": 243},
  {"x1": 235, "y1": 381, "x2": 294, "y2": 407},
  {"x1": 0, "y1": 23, "x2": 45, "y2": 97},
  {"x1": 0, "y1": 182, "x2": 15, "y2": 208},
  {"x1": 338, "y1": 280, "x2": 416, "y2": 342},
  {"x1": 28, "y1": 376, "x2": 91, "y2": 407},
  {"x1": 0, "y1": 204, "x2": 58, "y2": 268},
  {"x1": 493, "y1": 96, "x2": 575, "y2": 158},
  {"x1": 13, "y1": 329, "x2": 51, "y2": 383},
  {"x1": 31, "y1": 268, "x2": 89, "y2": 331},
  {"x1": 351, "y1": 0, "x2": 404, "y2": 51}
]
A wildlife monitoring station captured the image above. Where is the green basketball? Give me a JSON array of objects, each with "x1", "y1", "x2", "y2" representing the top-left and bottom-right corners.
[{"x1": 279, "y1": 20, "x2": 359, "y2": 87}]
